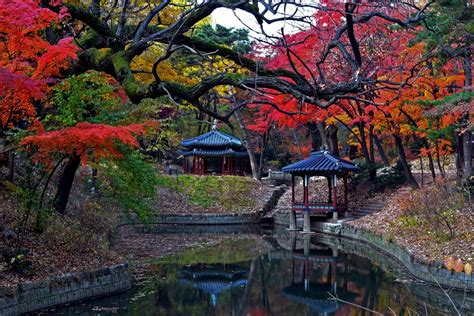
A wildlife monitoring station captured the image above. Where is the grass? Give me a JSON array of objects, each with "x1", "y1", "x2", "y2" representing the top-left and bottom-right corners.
[{"x1": 156, "y1": 174, "x2": 259, "y2": 211}]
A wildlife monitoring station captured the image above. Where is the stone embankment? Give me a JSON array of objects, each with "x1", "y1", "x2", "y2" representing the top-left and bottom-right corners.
[{"x1": 0, "y1": 263, "x2": 130, "y2": 315}]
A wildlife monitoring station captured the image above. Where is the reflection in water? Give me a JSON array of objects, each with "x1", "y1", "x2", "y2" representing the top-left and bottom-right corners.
[
  {"x1": 179, "y1": 266, "x2": 248, "y2": 307},
  {"x1": 42, "y1": 231, "x2": 472, "y2": 316},
  {"x1": 281, "y1": 236, "x2": 355, "y2": 315}
]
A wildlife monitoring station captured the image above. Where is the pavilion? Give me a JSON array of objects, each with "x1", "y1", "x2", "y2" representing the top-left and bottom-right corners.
[
  {"x1": 179, "y1": 124, "x2": 250, "y2": 176},
  {"x1": 282, "y1": 150, "x2": 360, "y2": 233}
]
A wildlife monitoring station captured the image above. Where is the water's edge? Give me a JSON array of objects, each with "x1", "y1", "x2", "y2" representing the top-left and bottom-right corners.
[
  {"x1": 308, "y1": 220, "x2": 474, "y2": 293},
  {"x1": 0, "y1": 263, "x2": 131, "y2": 315}
]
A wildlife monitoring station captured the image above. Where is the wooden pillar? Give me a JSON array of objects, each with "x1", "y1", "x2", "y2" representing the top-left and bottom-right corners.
[
  {"x1": 202, "y1": 157, "x2": 205, "y2": 175},
  {"x1": 184, "y1": 157, "x2": 188, "y2": 174},
  {"x1": 304, "y1": 175, "x2": 309, "y2": 210},
  {"x1": 192, "y1": 156, "x2": 196, "y2": 174},
  {"x1": 332, "y1": 174, "x2": 338, "y2": 220},
  {"x1": 221, "y1": 157, "x2": 225, "y2": 175},
  {"x1": 303, "y1": 175, "x2": 311, "y2": 233}
]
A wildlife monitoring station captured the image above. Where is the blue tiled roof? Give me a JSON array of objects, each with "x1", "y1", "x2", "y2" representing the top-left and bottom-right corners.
[
  {"x1": 178, "y1": 148, "x2": 248, "y2": 157},
  {"x1": 282, "y1": 151, "x2": 360, "y2": 174},
  {"x1": 179, "y1": 278, "x2": 248, "y2": 295},
  {"x1": 180, "y1": 130, "x2": 243, "y2": 148}
]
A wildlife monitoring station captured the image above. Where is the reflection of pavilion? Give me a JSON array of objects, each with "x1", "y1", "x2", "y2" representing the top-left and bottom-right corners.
[
  {"x1": 281, "y1": 235, "x2": 356, "y2": 314},
  {"x1": 179, "y1": 266, "x2": 248, "y2": 306}
]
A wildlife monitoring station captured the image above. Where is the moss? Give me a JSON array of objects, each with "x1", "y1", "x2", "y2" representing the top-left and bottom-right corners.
[
  {"x1": 111, "y1": 51, "x2": 149, "y2": 98},
  {"x1": 77, "y1": 30, "x2": 100, "y2": 48},
  {"x1": 156, "y1": 174, "x2": 258, "y2": 211}
]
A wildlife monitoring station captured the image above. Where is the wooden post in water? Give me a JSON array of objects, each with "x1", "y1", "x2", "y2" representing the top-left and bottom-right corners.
[{"x1": 332, "y1": 174, "x2": 338, "y2": 220}]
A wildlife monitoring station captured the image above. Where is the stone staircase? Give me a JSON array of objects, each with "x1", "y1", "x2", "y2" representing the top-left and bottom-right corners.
[
  {"x1": 350, "y1": 201, "x2": 386, "y2": 219},
  {"x1": 350, "y1": 186, "x2": 413, "y2": 220}
]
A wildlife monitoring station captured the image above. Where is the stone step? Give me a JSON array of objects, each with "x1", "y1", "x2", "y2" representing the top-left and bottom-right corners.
[
  {"x1": 359, "y1": 206, "x2": 382, "y2": 210},
  {"x1": 362, "y1": 205, "x2": 383, "y2": 210},
  {"x1": 352, "y1": 209, "x2": 379, "y2": 214},
  {"x1": 356, "y1": 212, "x2": 378, "y2": 216},
  {"x1": 367, "y1": 203, "x2": 385, "y2": 207}
]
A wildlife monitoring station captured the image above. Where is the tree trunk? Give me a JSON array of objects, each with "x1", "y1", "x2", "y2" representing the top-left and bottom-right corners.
[
  {"x1": 358, "y1": 124, "x2": 376, "y2": 181},
  {"x1": 326, "y1": 124, "x2": 339, "y2": 156},
  {"x1": 369, "y1": 125, "x2": 375, "y2": 162},
  {"x1": 235, "y1": 110, "x2": 261, "y2": 180},
  {"x1": 393, "y1": 135, "x2": 419, "y2": 188},
  {"x1": 435, "y1": 141, "x2": 446, "y2": 178},
  {"x1": 419, "y1": 137, "x2": 436, "y2": 180},
  {"x1": 463, "y1": 127, "x2": 472, "y2": 185},
  {"x1": 7, "y1": 151, "x2": 14, "y2": 182},
  {"x1": 306, "y1": 122, "x2": 328, "y2": 152},
  {"x1": 292, "y1": 129, "x2": 303, "y2": 159},
  {"x1": 306, "y1": 122, "x2": 322, "y2": 152},
  {"x1": 456, "y1": 133, "x2": 464, "y2": 179},
  {"x1": 461, "y1": 37, "x2": 472, "y2": 184},
  {"x1": 317, "y1": 122, "x2": 329, "y2": 150},
  {"x1": 426, "y1": 151, "x2": 436, "y2": 180},
  {"x1": 373, "y1": 135, "x2": 390, "y2": 166},
  {"x1": 258, "y1": 131, "x2": 269, "y2": 178},
  {"x1": 53, "y1": 154, "x2": 81, "y2": 214}
]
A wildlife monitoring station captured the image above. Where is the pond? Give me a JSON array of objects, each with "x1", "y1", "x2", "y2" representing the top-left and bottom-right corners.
[{"x1": 37, "y1": 227, "x2": 471, "y2": 316}]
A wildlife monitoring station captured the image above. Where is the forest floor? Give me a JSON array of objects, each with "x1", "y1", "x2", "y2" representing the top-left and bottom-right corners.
[
  {"x1": 0, "y1": 188, "x2": 124, "y2": 287},
  {"x1": 348, "y1": 171, "x2": 473, "y2": 268}
]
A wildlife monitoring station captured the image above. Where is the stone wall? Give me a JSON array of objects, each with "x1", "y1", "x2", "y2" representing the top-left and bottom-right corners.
[
  {"x1": 0, "y1": 263, "x2": 131, "y2": 315},
  {"x1": 275, "y1": 217, "x2": 474, "y2": 292},
  {"x1": 339, "y1": 225, "x2": 474, "y2": 292}
]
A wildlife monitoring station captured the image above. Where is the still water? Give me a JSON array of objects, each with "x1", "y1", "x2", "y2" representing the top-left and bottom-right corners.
[{"x1": 40, "y1": 228, "x2": 472, "y2": 315}]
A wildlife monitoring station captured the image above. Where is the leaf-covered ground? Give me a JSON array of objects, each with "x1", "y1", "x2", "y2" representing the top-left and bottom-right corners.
[
  {"x1": 0, "y1": 188, "x2": 123, "y2": 288},
  {"x1": 349, "y1": 179, "x2": 474, "y2": 266},
  {"x1": 155, "y1": 175, "x2": 273, "y2": 214}
]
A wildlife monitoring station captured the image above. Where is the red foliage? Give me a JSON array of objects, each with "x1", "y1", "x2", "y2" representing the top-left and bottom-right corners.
[
  {"x1": 20, "y1": 122, "x2": 145, "y2": 167},
  {"x1": 247, "y1": 0, "x2": 467, "y2": 160},
  {"x1": 0, "y1": 0, "x2": 77, "y2": 133}
]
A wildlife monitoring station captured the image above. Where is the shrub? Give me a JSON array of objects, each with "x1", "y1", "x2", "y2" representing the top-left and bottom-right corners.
[{"x1": 398, "y1": 181, "x2": 469, "y2": 240}]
